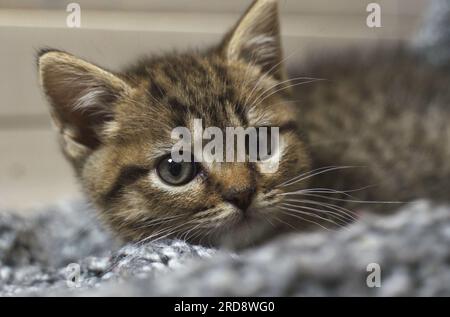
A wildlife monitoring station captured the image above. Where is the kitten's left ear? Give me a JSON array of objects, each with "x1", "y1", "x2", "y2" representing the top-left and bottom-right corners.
[
  {"x1": 37, "y1": 50, "x2": 132, "y2": 162},
  {"x1": 220, "y1": 0, "x2": 285, "y2": 80}
]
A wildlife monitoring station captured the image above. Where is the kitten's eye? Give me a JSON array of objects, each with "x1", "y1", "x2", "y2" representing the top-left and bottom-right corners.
[{"x1": 156, "y1": 155, "x2": 199, "y2": 186}]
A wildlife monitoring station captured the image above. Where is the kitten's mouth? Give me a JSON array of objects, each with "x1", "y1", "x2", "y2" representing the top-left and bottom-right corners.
[{"x1": 231, "y1": 206, "x2": 266, "y2": 228}]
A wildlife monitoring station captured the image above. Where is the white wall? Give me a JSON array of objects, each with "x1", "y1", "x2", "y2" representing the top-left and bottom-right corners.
[{"x1": 0, "y1": 0, "x2": 429, "y2": 209}]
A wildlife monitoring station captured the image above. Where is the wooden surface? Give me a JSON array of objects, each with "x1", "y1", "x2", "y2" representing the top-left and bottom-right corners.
[{"x1": 0, "y1": 0, "x2": 429, "y2": 210}]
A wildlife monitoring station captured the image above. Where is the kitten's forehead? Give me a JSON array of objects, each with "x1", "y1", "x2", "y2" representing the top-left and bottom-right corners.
[
  {"x1": 118, "y1": 52, "x2": 293, "y2": 148},
  {"x1": 131, "y1": 53, "x2": 257, "y2": 128}
]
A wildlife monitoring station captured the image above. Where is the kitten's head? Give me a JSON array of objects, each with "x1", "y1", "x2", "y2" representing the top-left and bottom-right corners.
[{"x1": 38, "y1": 0, "x2": 311, "y2": 247}]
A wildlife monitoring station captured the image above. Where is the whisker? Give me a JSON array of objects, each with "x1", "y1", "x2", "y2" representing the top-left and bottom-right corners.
[
  {"x1": 276, "y1": 165, "x2": 342, "y2": 188},
  {"x1": 262, "y1": 214, "x2": 277, "y2": 228},
  {"x1": 180, "y1": 222, "x2": 203, "y2": 242},
  {"x1": 140, "y1": 220, "x2": 196, "y2": 244},
  {"x1": 133, "y1": 214, "x2": 185, "y2": 230},
  {"x1": 248, "y1": 76, "x2": 323, "y2": 108},
  {"x1": 239, "y1": 56, "x2": 259, "y2": 106},
  {"x1": 278, "y1": 207, "x2": 331, "y2": 231},
  {"x1": 198, "y1": 227, "x2": 215, "y2": 246},
  {"x1": 281, "y1": 192, "x2": 404, "y2": 204},
  {"x1": 244, "y1": 49, "x2": 301, "y2": 107},
  {"x1": 297, "y1": 184, "x2": 378, "y2": 196},
  {"x1": 249, "y1": 77, "x2": 326, "y2": 110},
  {"x1": 280, "y1": 204, "x2": 340, "y2": 228},
  {"x1": 281, "y1": 203, "x2": 351, "y2": 228},
  {"x1": 188, "y1": 226, "x2": 207, "y2": 243},
  {"x1": 149, "y1": 225, "x2": 192, "y2": 244},
  {"x1": 104, "y1": 222, "x2": 186, "y2": 274},
  {"x1": 278, "y1": 166, "x2": 362, "y2": 188},
  {"x1": 284, "y1": 199, "x2": 358, "y2": 222},
  {"x1": 269, "y1": 213, "x2": 298, "y2": 231}
]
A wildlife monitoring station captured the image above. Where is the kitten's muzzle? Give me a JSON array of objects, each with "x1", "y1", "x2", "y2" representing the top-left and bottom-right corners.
[{"x1": 222, "y1": 187, "x2": 255, "y2": 213}]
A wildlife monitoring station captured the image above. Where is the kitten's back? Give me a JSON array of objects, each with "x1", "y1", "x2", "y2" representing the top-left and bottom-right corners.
[{"x1": 291, "y1": 47, "x2": 450, "y2": 204}]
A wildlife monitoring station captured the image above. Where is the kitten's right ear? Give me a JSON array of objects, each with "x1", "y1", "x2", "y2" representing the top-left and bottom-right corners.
[
  {"x1": 38, "y1": 50, "x2": 131, "y2": 160},
  {"x1": 220, "y1": 0, "x2": 285, "y2": 80}
]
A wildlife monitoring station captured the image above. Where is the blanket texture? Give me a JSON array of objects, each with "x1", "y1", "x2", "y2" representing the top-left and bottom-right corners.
[
  {"x1": 1, "y1": 200, "x2": 449, "y2": 296},
  {"x1": 1, "y1": 0, "x2": 449, "y2": 298}
]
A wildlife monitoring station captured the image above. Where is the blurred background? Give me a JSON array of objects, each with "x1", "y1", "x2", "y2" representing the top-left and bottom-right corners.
[{"x1": 0, "y1": 0, "x2": 430, "y2": 210}]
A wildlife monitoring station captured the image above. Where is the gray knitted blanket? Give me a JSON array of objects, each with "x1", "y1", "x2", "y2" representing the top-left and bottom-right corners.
[
  {"x1": 1, "y1": 200, "x2": 450, "y2": 296},
  {"x1": 1, "y1": 0, "x2": 449, "y2": 298}
]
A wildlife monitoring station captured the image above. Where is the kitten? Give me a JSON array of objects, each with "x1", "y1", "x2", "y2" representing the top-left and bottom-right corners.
[{"x1": 37, "y1": 0, "x2": 449, "y2": 248}]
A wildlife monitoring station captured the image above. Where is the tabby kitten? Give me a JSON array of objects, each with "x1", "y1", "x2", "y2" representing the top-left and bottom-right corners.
[{"x1": 38, "y1": 0, "x2": 450, "y2": 248}]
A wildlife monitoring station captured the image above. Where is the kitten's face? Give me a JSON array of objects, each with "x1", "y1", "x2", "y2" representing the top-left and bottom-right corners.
[
  {"x1": 87, "y1": 55, "x2": 310, "y2": 246},
  {"x1": 38, "y1": 0, "x2": 311, "y2": 247}
]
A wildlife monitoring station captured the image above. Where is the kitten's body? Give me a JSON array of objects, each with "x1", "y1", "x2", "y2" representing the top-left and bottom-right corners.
[
  {"x1": 37, "y1": 0, "x2": 449, "y2": 248},
  {"x1": 294, "y1": 48, "x2": 450, "y2": 206}
]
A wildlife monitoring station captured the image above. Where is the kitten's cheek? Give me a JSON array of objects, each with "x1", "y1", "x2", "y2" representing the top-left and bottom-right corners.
[{"x1": 254, "y1": 190, "x2": 283, "y2": 207}]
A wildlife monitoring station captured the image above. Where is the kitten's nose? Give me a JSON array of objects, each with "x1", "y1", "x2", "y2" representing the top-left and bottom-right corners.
[{"x1": 223, "y1": 187, "x2": 255, "y2": 212}]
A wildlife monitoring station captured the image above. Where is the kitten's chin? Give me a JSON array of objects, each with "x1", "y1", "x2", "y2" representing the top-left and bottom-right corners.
[{"x1": 217, "y1": 213, "x2": 282, "y2": 250}]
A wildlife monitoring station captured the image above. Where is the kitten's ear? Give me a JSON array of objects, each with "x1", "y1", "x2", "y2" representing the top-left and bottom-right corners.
[
  {"x1": 220, "y1": 0, "x2": 285, "y2": 80},
  {"x1": 38, "y1": 50, "x2": 131, "y2": 158}
]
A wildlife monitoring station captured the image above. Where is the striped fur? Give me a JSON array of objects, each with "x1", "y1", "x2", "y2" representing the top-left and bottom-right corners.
[
  {"x1": 38, "y1": 0, "x2": 311, "y2": 247},
  {"x1": 37, "y1": 0, "x2": 450, "y2": 248}
]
